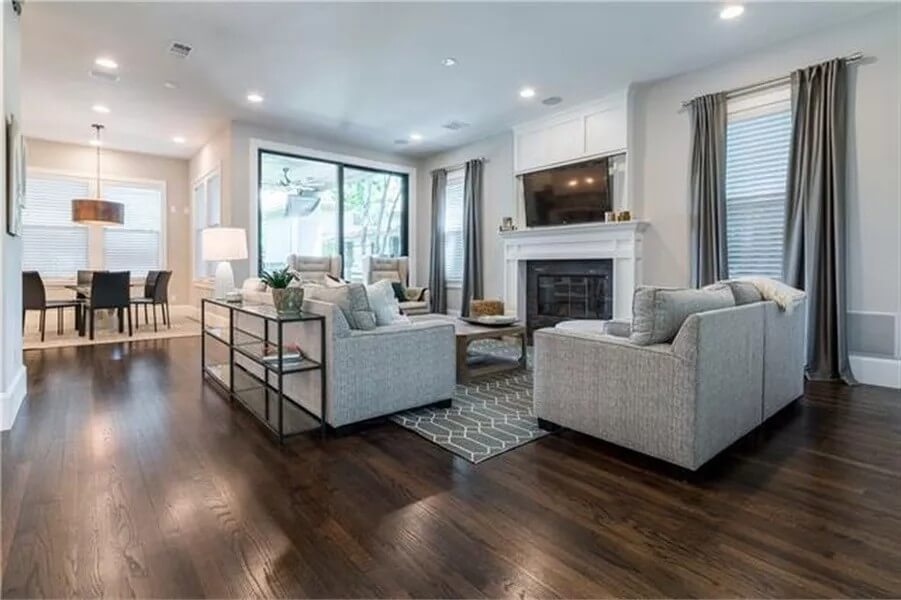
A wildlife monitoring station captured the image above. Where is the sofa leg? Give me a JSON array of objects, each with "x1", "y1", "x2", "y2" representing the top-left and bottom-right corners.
[{"x1": 537, "y1": 418, "x2": 561, "y2": 431}]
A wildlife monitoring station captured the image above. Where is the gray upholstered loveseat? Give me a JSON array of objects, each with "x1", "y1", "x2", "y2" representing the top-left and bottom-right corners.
[
  {"x1": 533, "y1": 289, "x2": 806, "y2": 470},
  {"x1": 233, "y1": 296, "x2": 455, "y2": 430}
]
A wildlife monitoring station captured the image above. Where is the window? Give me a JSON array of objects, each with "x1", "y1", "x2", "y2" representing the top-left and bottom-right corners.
[
  {"x1": 257, "y1": 150, "x2": 408, "y2": 280},
  {"x1": 725, "y1": 85, "x2": 792, "y2": 279},
  {"x1": 193, "y1": 170, "x2": 221, "y2": 278},
  {"x1": 443, "y1": 168, "x2": 465, "y2": 284},
  {"x1": 101, "y1": 182, "x2": 164, "y2": 276},
  {"x1": 22, "y1": 170, "x2": 165, "y2": 278},
  {"x1": 22, "y1": 173, "x2": 90, "y2": 277}
]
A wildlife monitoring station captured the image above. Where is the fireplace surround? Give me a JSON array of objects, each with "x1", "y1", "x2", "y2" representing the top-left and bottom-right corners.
[{"x1": 498, "y1": 220, "x2": 647, "y2": 326}]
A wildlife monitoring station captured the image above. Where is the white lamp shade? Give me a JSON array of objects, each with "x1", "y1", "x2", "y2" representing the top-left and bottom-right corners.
[{"x1": 202, "y1": 227, "x2": 248, "y2": 261}]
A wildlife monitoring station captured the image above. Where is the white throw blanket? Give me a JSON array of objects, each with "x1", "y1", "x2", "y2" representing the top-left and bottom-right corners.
[{"x1": 738, "y1": 277, "x2": 807, "y2": 312}]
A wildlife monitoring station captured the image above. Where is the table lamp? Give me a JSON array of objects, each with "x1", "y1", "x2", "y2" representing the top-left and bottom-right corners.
[{"x1": 202, "y1": 227, "x2": 247, "y2": 299}]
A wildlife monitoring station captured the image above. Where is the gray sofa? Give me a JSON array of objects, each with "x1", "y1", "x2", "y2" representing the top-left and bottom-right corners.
[
  {"x1": 233, "y1": 297, "x2": 456, "y2": 429},
  {"x1": 533, "y1": 295, "x2": 806, "y2": 470}
]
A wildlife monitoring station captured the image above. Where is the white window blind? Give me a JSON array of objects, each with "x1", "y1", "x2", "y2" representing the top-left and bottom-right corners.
[
  {"x1": 725, "y1": 86, "x2": 792, "y2": 280},
  {"x1": 443, "y1": 168, "x2": 465, "y2": 283},
  {"x1": 22, "y1": 174, "x2": 89, "y2": 277},
  {"x1": 102, "y1": 182, "x2": 163, "y2": 276}
]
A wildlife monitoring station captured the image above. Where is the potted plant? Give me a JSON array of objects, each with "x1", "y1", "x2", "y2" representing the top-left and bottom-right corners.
[{"x1": 261, "y1": 267, "x2": 303, "y2": 313}]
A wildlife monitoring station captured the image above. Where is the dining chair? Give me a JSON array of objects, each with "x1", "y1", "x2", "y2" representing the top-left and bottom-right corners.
[
  {"x1": 22, "y1": 271, "x2": 82, "y2": 342},
  {"x1": 75, "y1": 270, "x2": 106, "y2": 299},
  {"x1": 84, "y1": 271, "x2": 132, "y2": 340},
  {"x1": 131, "y1": 270, "x2": 172, "y2": 332}
]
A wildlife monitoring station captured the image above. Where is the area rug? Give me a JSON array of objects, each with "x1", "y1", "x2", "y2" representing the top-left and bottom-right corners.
[
  {"x1": 391, "y1": 340, "x2": 547, "y2": 464},
  {"x1": 23, "y1": 305, "x2": 201, "y2": 350}
]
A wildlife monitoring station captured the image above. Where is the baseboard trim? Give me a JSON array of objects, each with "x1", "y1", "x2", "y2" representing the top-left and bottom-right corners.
[
  {"x1": 0, "y1": 364, "x2": 28, "y2": 431},
  {"x1": 849, "y1": 354, "x2": 901, "y2": 389}
]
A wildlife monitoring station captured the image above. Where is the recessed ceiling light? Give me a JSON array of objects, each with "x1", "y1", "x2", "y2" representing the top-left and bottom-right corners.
[
  {"x1": 567, "y1": 179, "x2": 579, "y2": 187},
  {"x1": 585, "y1": 177, "x2": 595, "y2": 184},
  {"x1": 519, "y1": 87, "x2": 537, "y2": 99},
  {"x1": 172, "y1": 136, "x2": 186, "y2": 144},
  {"x1": 92, "y1": 104, "x2": 110, "y2": 114},
  {"x1": 441, "y1": 57, "x2": 457, "y2": 67},
  {"x1": 409, "y1": 132, "x2": 423, "y2": 141},
  {"x1": 163, "y1": 81, "x2": 178, "y2": 89},
  {"x1": 720, "y1": 5, "x2": 744, "y2": 20},
  {"x1": 246, "y1": 92, "x2": 264, "y2": 103},
  {"x1": 94, "y1": 56, "x2": 118, "y2": 70},
  {"x1": 89, "y1": 139, "x2": 103, "y2": 147}
]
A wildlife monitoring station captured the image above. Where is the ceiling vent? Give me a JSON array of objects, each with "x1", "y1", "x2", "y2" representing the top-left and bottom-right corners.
[
  {"x1": 393, "y1": 139, "x2": 410, "y2": 145},
  {"x1": 442, "y1": 120, "x2": 470, "y2": 131},
  {"x1": 168, "y1": 41, "x2": 193, "y2": 59},
  {"x1": 542, "y1": 96, "x2": 563, "y2": 106},
  {"x1": 89, "y1": 68, "x2": 120, "y2": 82}
]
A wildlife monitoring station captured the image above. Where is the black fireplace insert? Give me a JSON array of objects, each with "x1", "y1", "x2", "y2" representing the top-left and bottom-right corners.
[{"x1": 525, "y1": 259, "x2": 613, "y2": 341}]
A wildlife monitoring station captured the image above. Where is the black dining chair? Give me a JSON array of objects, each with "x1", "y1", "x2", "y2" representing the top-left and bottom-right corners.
[
  {"x1": 83, "y1": 271, "x2": 132, "y2": 340},
  {"x1": 22, "y1": 271, "x2": 82, "y2": 342},
  {"x1": 131, "y1": 270, "x2": 172, "y2": 332},
  {"x1": 75, "y1": 270, "x2": 106, "y2": 299}
]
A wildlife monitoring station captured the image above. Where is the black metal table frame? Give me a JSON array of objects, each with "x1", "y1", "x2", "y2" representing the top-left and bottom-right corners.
[{"x1": 200, "y1": 298, "x2": 327, "y2": 442}]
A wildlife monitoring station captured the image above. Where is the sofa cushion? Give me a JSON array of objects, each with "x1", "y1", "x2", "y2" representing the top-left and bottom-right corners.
[
  {"x1": 306, "y1": 283, "x2": 377, "y2": 330},
  {"x1": 630, "y1": 285, "x2": 735, "y2": 345},
  {"x1": 366, "y1": 279, "x2": 402, "y2": 326}
]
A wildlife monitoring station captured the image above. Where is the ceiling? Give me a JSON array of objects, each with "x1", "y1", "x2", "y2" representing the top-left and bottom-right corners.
[{"x1": 21, "y1": 2, "x2": 886, "y2": 160}]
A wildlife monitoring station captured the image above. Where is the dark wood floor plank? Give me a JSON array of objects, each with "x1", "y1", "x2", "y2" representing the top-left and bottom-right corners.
[{"x1": 2, "y1": 337, "x2": 900, "y2": 598}]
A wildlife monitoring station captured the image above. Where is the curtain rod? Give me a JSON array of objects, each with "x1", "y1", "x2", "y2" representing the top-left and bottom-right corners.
[
  {"x1": 680, "y1": 51, "x2": 864, "y2": 109},
  {"x1": 434, "y1": 156, "x2": 488, "y2": 173}
]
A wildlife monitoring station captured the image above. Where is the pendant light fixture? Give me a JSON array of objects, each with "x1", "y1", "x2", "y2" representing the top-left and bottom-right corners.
[{"x1": 72, "y1": 123, "x2": 124, "y2": 225}]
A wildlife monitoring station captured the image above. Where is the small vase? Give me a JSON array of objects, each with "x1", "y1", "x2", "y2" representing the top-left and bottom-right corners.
[{"x1": 271, "y1": 287, "x2": 304, "y2": 314}]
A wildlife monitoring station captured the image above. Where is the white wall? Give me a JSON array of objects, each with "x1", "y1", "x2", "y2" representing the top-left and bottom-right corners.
[
  {"x1": 415, "y1": 132, "x2": 515, "y2": 312},
  {"x1": 26, "y1": 139, "x2": 193, "y2": 304},
  {"x1": 192, "y1": 120, "x2": 418, "y2": 286},
  {"x1": 1, "y1": 0, "x2": 26, "y2": 430}
]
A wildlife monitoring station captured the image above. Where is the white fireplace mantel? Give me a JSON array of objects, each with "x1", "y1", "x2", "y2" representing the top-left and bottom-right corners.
[{"x1": 498, "y1": 221, "x2": 648, "y2": 322}]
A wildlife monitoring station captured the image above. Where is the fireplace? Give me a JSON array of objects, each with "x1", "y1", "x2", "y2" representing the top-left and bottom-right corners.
[{"x1": 526, "y1": 259, "x2": 613, "y2": 340}]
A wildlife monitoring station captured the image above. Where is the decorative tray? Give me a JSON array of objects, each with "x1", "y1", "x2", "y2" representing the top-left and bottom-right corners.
[{"x1": 460, "y1": 315, "x2": 518, "y2": 327}]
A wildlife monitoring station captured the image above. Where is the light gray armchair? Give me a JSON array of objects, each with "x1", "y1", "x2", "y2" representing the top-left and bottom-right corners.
[
  {"x1": 534, "y1": 298, "x2": 806, "y2": 470},
  {"x1": 361, "y1": 256, "x2": 430, "y2": 315},
  {"x1": 285, "y1": 254, "x2": 342, "y2": 283}
]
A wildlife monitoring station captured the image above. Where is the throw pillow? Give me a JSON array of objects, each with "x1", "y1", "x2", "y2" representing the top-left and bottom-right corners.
[
  {"x1": 630, "y1": 285, "x2": 735, "y2": 345},
  {"x1": 603, "y1": 319, "x2": 632, "y2": 338},
  {"x1": 705, "y1": 280, "x2": 763, "y2": 306},
  {"x1": 366, "y1": 279, "x2": 401, "y2": 326},
  {"x1": 391, "y1": 281, "x2": 407, "y2": 303},
  {"x1": 324, "y1": 273, "x2": 349, "y2": 287},
  {"x1": 306, "y1": 283, "x2": 377, "y2": 331}
]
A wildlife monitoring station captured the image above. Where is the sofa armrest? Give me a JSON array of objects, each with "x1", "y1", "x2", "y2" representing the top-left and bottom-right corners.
[
  {"x1": 405, "y1": 286, "x2": 429, "y2": 302},
  {"x1": 302, "y1": 298, "x2": 351, "y2": 339}
]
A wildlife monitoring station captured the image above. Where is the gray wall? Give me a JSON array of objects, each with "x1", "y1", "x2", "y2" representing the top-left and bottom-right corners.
[{"x1": 414, "y1": 132, "x2": 514, "y2": 312}]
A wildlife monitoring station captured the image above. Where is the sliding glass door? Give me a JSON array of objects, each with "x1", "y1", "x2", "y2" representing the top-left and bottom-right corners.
[
  {"x1": 342, "y1": 167, "x2": 407, "y2": 281},
  {"x1": 258, "y1": 150, "x2": 407, "y2": 280}
]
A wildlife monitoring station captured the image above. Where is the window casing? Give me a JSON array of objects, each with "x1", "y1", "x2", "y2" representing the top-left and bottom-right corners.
[
  {"x1": 725, "y1": 85, "x2": 792, "y2": 280},
  {"x1": 443, "y1": 168, "x2": 465, "y2": 285},
  {"x1": 193, "y1": 170, "x2": 221, "y2": 279},
  {"x1": 22, "y1": 170, "x2": 165, "y2": 278}
]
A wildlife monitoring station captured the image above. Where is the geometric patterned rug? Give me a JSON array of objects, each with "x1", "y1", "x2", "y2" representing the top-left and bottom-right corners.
[{"x1": 391, "y1": 340, "x2": 549, "y2": 463}]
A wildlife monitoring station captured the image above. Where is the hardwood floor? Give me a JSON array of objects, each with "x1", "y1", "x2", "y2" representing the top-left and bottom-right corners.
[{"x1": 3, "y1": 337, "x2": 900, "y2": 598}]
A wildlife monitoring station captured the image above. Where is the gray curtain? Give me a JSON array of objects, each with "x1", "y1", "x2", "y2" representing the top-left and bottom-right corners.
[
  {"x1": 460, "y1": 159, "x2": 483, "y2": 317},
  {"x1": 688, "y1": 92, "x2": 729, "y2": 287},
  {"x1": 784, "y1": 59, "x2": 855, "y2": 384},
  {"x1": 428, "y1": 169, "x2": 447, "y2": 314}
]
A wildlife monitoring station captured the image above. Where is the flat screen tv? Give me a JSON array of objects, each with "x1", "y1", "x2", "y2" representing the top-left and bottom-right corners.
[{"x1": 523, "y1": 158, "x2": 610, "y2": 227}]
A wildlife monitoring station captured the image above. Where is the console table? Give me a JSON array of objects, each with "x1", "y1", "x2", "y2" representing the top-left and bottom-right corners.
[{"x1": 200, "y1": 298, "x2": 327, "y2": 442}]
